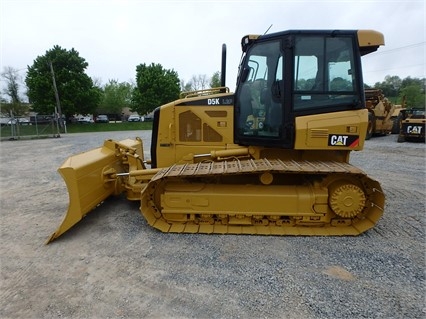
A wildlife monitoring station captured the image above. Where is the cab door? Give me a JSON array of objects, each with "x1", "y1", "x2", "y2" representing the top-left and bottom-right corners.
[{"x1": 234, "y1": 38, "x2": 291, "y2": 148}]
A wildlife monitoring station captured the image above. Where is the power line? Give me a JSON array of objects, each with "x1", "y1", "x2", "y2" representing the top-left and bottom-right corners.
[
  {"x1": 364, "y1": 62, "x2": 425, "y2": 74},
  {"x1": 365, "y1": 42, "x2": 425, "y2": 57}
]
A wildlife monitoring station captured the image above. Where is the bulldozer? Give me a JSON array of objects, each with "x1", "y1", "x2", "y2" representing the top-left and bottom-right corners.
[
  {"x1": 48, "y1": 29, "x2": 386, "y2": 243},
  {"x1": 364, "y1": 89, "x2": 400, "y2": 139}
]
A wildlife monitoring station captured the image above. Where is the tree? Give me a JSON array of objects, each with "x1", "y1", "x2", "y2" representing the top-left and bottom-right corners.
[
  {"x1": 25, "y1": 45, "x2": 101, "y2": 119},
  {"x1": 1, "y1": 66, "x2": 22, "y2": 104},
  {"x1": 180, "y1": 72, "x2": 221, "y2": 92},
  {"x1": 370, "y1": 75, "x2": 425, "y2": 106},
  {"x1": 210, "y1": 71, "x2": 221, "y2": 88},
  {"x1": 131, "y1": 63, "x2": 180, "y2": 115},
  {"x1": 373, "y1": 75, "x2": 402, "y2": 97},
  {"x1": 400, "y1": 77, "x2": 425, "y2": 91},
  {"x1": 0, "y1": 66, "x2": 28, "y2": 116},
  {"x1": 180, "y1": 79, "x2": 192, "y2": 92},
  {"x1": 185, "y1": 74, "x2": 209, "y2": 91},
  {"x1": 99, "y1": 80, "x2": 133, "y2": 117},
  {"x1": 399, "y1": 82, "x2": 425, "y2": 108}
]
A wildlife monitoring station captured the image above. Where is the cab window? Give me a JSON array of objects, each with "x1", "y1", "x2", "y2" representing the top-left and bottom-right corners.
[
  {"x1": 236, "y1": 40, "x2": 283, "y2": 138},
  {"x1": 293, "y1": 36, "x2": 358, "y2": 111}
]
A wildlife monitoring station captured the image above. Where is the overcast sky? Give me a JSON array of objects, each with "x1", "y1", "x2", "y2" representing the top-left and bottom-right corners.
[{"x1": 1, "y1": 0, "x2": 425, "y2": 92}]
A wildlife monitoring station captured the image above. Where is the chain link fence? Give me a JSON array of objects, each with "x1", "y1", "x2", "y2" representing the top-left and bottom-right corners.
[{"x1": 0, "y1": 115, "x2": 66, "y2": 140}]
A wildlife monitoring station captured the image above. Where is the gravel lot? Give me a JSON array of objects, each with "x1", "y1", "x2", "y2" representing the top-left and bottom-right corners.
[{"x1": 0, "y1": 131, "x2": 424, "y2": 319}]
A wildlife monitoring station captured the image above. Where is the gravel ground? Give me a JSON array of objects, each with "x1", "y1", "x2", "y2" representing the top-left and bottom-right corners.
[{"x1": 0, "y1": 131, "x2": 424, "y2": 319}]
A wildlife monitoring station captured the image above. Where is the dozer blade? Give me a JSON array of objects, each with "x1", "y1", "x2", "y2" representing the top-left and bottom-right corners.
[{"x1": 47, "y1": 139, "x2": 141, "y2": 244}]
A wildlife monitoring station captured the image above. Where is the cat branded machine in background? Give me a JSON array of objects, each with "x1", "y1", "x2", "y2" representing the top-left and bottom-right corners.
[
  {"x1": 397, "y1": 107, "x2": 426, "y2": 142},
  {"x1": 48, "y1": 29, "x2": 385, "y2": 243}
]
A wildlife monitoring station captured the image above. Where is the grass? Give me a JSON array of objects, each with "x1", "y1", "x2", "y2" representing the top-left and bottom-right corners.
[
  {"x1": 0, "y1": 121, "x2": 153, "y2": 139},
  {"x1": 66, "y1": 121, "x2": 153, "y2": 133}
]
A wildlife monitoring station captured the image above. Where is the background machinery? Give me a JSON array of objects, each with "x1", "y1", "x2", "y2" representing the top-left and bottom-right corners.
[
  {"x1": 48, "y1": 29, "x2": 386, "y2": 243},
  {"x1": 364, "y1": 89, "x2": 401, "y2": 139},
  {"x1": 397, "y1": 108, "x2": 425, "y2": 142}
]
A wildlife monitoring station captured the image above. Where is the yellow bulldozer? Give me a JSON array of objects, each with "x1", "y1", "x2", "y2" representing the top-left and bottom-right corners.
[{"x1": 48, "y1": 29, "x2": 386, "y2": 243}]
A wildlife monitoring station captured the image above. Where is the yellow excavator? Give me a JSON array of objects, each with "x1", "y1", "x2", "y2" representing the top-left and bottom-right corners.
[{"x1": 48, "y1": 29, "x2": 386, "y2": 243}]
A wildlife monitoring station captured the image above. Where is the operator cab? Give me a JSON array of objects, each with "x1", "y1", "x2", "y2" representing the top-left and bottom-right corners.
[{"x1": 234, "y1": 30, "x2": 374, "y2": 148}]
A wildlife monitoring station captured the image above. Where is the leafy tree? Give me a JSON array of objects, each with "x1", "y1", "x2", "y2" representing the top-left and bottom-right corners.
[
  {"x1": 399, "y1": 82, "x2": 425, "y2": 108},
  {"x1": 25, "y1": 45, "x2": 101, "y2": 119},
  {"x1": 131, "y1": 63, "x2": 180, "y2": 115},
  {"x1": 0, "y1": 66, "x2": 28, "y2": 116},
  {"x1": 370, "y1": 75, "x2": 424, "y2": 106},
  {"x1": 99, "y1": 80, "x2": 133, "y2": 117},
  {"x1": 400, "y1": 77, "x2": 425, "y2": 92},
  {"x1": 373, "y1": 75, "x2": 402, "y2": 97},
  {"x1": 0, "y1": 101, "x2": 29, "y2": 118},
  {"x1": 210, "y1": 71, "x2": 221, "y2": 88}
]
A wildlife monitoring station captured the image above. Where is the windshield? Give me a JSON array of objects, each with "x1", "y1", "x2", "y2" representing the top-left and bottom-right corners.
[{"x1": 293, "y1": 36, "x2": 359, "y2": 111}]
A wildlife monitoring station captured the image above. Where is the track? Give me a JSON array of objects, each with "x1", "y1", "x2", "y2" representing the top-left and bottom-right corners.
[{"x1": 141, "y1": 158, "x2": 385, "y2": 236}]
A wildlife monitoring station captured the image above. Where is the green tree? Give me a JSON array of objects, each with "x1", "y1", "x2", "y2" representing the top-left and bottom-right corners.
[
  {"x1": 399, "y1": 82, "x2": 425, "y2": 108},
  {"x1": 131, "y1": 63, "x2": 180, "y2": 115},
  {"x1": 373, "y1": 75, "x2": 402, "y2": 97},
  {"x1": 100, "y1": 80, "x2": 133, "y2": 117},
  {"x1": 25, "y1": 45, "x2": 101, "y2": 119},
  {"x1": 210, "y1": 71, "x2": 221, "y2": 88},
  {"x1": 400, "y1": 77, "x2": 425, "y2": 91}
]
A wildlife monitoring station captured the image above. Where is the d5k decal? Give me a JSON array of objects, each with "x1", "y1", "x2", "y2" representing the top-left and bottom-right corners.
[{"x1": 328, "y1": 134, "x2": 359, "y2": 147}]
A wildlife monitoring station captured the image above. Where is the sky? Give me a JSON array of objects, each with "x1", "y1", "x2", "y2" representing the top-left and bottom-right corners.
[{"x1": 0, "y1": 0, "x2": 425, "y2": 95}]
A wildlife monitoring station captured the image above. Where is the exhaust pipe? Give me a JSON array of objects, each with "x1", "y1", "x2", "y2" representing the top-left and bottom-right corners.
[{"x1": 220, "y1": 44, "x2": 226, "y2": 91}]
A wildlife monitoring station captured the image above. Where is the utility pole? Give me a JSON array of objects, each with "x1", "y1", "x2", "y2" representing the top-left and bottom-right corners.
[{"x1": 49, "y1": 61, "x2": 63, "y2": 135}]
